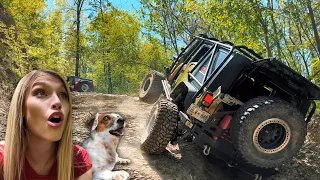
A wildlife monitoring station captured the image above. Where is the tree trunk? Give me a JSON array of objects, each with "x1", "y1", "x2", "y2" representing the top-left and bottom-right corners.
[
  {"x1": 255, "y1": 0, "x2": 272, "y2": 57},
  {"x1": 268, "y1": 0, "x2": 281, "y2": 58},
  {"x1": 74, "y1": 0, "x2": 85, "y2": 77},
  {"x1": 75, "y1": 5, "x2": 80, "y2": 77},
  {"x1": 306, "y1": 0, "x2": 320, "y2": 58},
  {"x1": 0, "y1": 3, "x2": 15, "y2": 27},
  {"x1": 104, "y1": 63, "x2": 107, "y2": 88},
  {"x1": 0, "y1": 2, "x2": 16, "y2": 40},
  {"x1": 296, "y1": 21, "x2": 311, "y2": 78},
  {"x1": 107, "y1": 62, "x2": 112, "y2": 94},
  {"x1": 0, "y1": 2, "x2": 20, "y2": 83}
]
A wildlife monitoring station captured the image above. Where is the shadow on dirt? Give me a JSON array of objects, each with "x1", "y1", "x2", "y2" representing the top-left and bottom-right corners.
[
  {"x1": 140, "y1": 140, "x2": 283, "y2": 180},
  {"x1": 141, "y1": 142, "x2": 236, "y2": 180}
]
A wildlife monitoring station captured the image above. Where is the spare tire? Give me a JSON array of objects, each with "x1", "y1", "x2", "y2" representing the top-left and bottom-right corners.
[
  {"x1": 140, "y1": 99, "x2": 178, "y2": 154},
  {"x1": 230, "y1": 96, "x2": 307, "y2": 168},
  {"x1": 77, "y1": 82, "x2": 94, "y2": 92},
  {"x1": 139, "y1": 70, "x2": 165, "y2": 103}
]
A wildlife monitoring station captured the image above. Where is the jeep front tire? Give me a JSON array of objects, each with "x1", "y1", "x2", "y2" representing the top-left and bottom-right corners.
[
  {"x1": 230, "y1": 97, "x2": 307, "y2": 168},
  {"x1": 139, "y1": 70, "x2": 165, "y2": 103},
  {"x1": 140, "y1": 99, "x2": 178, "y2": 154}
]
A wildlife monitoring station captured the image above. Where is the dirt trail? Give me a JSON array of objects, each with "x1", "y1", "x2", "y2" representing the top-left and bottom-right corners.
[
  {"x1": 70, "y1": 92, "x2": 320, "y2": 180},
  {"x1": 1, "y1": 91, "x2": 320, "y2": 180},
  {"x1": 71, "y1": 93, "x2": 232, "y2": 180}
]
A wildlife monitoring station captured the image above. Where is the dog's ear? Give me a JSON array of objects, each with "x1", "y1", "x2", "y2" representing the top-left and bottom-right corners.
[
  {"x1": 86, "y1": 113, "x2": 99, "y2": 131},
  {"x1": 91, "y1": 113, "x2": 99, "y2": 131}
]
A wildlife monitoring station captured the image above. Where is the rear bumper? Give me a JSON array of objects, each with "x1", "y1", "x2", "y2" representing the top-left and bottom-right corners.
[
  {"x1": 177, "y1": 111, "x2": 278, "y2": 178},
  {"x1": 179, "y1": 111, "x2": 235, "y2": 159}
]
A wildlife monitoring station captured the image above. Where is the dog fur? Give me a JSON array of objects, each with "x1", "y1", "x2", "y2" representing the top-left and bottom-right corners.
[{"x1": 82, "y1": 112, "x2": 130, "y2": 180}]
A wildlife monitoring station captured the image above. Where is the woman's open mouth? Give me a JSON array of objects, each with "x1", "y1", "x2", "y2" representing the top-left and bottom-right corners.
[{"x1": 47, "y1": 112, "x2": 64, "y2": 127}]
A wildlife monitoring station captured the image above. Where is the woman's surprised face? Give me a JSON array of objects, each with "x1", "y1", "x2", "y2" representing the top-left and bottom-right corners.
[{"x1": 24, "y1": 73, "x2": 70, "y2": 142}]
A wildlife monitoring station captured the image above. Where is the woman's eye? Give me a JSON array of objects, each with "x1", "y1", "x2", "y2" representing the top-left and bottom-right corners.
[
  {"x1": 34, "y1": 90, "x2": 46, "y2": 97},
  {"x1": 59, "y1": 92, "x2": 68, "y2": 99}
]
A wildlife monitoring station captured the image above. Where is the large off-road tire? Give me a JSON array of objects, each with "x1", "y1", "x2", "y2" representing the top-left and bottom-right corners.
[
  {"x1": 230, "y1": 97, "x2": 307, "y2": 168},
  {"x1": 140, "y1": 99, "x2": 178, "y2": 154},
  {"x1": 139, "y1": 70, "x2": 165, "y2": 103}
]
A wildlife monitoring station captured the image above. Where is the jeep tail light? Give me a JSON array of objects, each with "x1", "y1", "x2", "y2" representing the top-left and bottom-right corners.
[
  {"x1": 202, "y1": 93, "x2": 214, "y2": 107},
  {"x1": 91, "y1": 81, "x2": 94, "y2": 87}
]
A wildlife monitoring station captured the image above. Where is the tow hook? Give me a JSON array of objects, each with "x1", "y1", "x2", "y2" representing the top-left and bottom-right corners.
[{"x1": 203, "y1": 145, "x2": 211, "y2": 155}]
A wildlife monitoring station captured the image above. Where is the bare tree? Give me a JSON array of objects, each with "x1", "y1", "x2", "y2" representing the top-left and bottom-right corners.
[
  {"x1": 306, "y1": 0, "x2": 320, "y2": 58},
  {"x1": 74, "y1": 0, "x2": 85, "y2": 77}
]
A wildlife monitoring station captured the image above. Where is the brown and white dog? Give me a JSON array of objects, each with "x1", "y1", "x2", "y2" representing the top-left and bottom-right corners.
[{"x1": 82, "y1": 112, "x2": 130, "y2": 180}]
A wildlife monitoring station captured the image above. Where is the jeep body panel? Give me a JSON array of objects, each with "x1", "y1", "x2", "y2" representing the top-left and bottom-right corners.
[
  {"x1": 255, "y1": 59, "x2": 320, "y2": 100},
  {"x1": 173, "y1": 62, "x2": 197, "y2": 87}
]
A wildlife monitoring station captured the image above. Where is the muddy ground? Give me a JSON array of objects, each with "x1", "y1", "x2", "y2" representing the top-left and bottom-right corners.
[{"x1": 1, "y1": 89, "x2": 320, "y2": 180}]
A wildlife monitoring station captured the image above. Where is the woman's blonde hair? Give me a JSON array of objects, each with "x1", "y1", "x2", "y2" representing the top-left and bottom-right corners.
[{"x1": 2, "y1": 69, "x2": 74, "y2": 180}]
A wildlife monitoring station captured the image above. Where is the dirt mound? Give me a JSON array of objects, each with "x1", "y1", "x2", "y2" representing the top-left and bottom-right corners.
[{"x1": 1, "y1": 91, "x2": 320, "y2": 179}]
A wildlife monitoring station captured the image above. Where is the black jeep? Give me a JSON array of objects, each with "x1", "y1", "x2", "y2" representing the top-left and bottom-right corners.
[
  {"x1": 66, "y1": 76, "x2": 94, "y2": 92},
  {"x1": 139, "y1": 35, "x2": 320, "y2": 178}
]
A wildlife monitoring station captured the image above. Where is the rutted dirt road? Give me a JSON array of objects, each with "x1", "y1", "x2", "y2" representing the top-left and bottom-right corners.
[
  {"x1": 1, "y1": 90, "x2": 320, "y2": 179},
  {"x1": 70, "y1": 93, "x2": 232, "y2": 180}
]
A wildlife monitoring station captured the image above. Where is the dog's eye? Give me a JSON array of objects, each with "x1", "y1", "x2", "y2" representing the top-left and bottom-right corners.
[{"x1": 103, "y1": 116, "x2": 111, "y2": 121}]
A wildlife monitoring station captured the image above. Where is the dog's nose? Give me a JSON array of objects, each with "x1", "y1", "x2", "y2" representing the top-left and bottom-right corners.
[{"x1": 117, "y1": 118, "x2": 125, "y2": 124}]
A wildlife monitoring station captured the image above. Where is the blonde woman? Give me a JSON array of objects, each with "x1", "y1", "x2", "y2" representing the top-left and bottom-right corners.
[{"x1": 0, "y1": 69, "x2": 92, "y2": 180}]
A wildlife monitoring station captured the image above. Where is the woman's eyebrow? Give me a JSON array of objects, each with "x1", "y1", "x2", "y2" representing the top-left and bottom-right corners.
[
  {"x1": 32, "y1": 81, "x2": 47, "y2": 88},
  {"x1": 32, "y1": 81, "x2": 65, "y2": 90}
]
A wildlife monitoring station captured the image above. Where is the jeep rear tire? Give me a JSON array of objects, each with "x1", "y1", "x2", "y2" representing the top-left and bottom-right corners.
[
  {"x1": 139, "y1": 70, "x2": 165, "y2": 103},
  {"x1": 140, "y1": 99, "x2": 178, "y2": 154},
  {"x1": 230, "y1": 97, "x2": 307, "y2": 168}
]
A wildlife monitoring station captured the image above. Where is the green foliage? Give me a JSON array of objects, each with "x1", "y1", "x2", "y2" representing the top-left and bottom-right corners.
[
  {"x1": 141, "y1": 0, "x2": 320, "y2": 82},
  {"x1": 0, "y1": 22, "x2": 28, "y2": 83},
  {"x1": 139, "y1": 0, "x2": 320, "y2": 114},
  {"x1": 1, "y1": 0, "x2": 70, "y2": 77},
  {"x1": 85, "y1": 8, "x2": 171, "y2": 95}
]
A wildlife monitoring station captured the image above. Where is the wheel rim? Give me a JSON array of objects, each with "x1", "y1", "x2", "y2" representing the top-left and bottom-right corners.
[
  {"x1": 143, "y1": 79, "x2": 151, "y2": 92},
  {"x1": 81, "y1": 84, "x2": 89, "y2": 92},
  {"x1": 140, "y1": 76, "x2": 152, "y2": 97},
  {"x1": 253, "y1": 118, "x2": 291, "y2": 154},
  {"x1": 140, "y1": 103, "x2": 158, "y2": 144}
]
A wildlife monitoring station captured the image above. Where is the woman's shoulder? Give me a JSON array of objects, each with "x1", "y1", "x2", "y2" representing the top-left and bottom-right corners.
[
  {"x1": 73, "y1": 145, "x2": 90, "y2": 159},
  {"x1": 73, "y1": 145, "x2": 92, "y2": 178},
  {"x1": 0, "y1": 141, "x2": 4, "y2": 163},
  {"x1": 73, "y1": 144, "x2": 85, "y2": 152},
  {"x1": 73, "y1": 144, "x2": 92, "y2": 165}
]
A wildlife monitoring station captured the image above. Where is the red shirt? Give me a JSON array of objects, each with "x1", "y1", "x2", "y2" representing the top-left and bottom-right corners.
[{"x1": 0, "y1": 144, "x2": 92, "y2": 179}]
